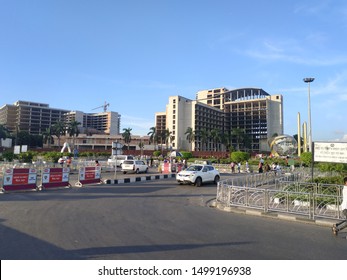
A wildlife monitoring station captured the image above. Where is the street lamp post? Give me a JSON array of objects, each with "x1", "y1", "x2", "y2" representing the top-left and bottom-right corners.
[{"x1": 303, "y1": 77, "x2": 315, "y2": 152}]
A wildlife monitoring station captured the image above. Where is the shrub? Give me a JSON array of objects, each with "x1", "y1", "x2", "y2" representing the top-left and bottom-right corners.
[
  {"x1": 180, "y1": 151, "x2": 193, "y2": 159},
  {"x1": 153, "y1": 151, "x2": 161, "y2": 157},
  {"x1": 230, "y1": 151, "x2": 250, "y2": 163},
  {"x1": 300, "y1": 152, "x2": 312, "y2": 167},
  {"x1": 19, "y1": 151, "x2": 38, "y2": 163},
  {"x1": 2, "y1": 151, "x2": 15, "y2": 162}
]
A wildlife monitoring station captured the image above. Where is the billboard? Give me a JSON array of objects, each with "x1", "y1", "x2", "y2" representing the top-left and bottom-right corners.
[{"x1": 314, "y1": 142, "x2": 347, "y2": 163}]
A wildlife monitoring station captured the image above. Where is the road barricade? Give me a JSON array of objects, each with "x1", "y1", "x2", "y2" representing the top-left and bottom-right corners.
[
  {"x1": 162, "y1": 162, "x2": 171, "y2": 174},
  {"x1": 40, "y1": 167, "x2": 71, "y2": 190},
  {"x1": 1, "y1": 168, "x2": 38, "y2": 192},
  {"x1": 75, "y1": 166, "x2": 102, "y2": 187}
]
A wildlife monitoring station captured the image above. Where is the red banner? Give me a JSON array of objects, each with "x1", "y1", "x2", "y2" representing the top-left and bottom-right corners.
[
  {"x1": 76, "y1": 166, "x2": 102, "y2": 187},
  {"x1": 2, "y1": 168, "x2": 37, "y2": 192},
  {"x1": 41, "y1": 168, "x2": 70, "y2": 189}
]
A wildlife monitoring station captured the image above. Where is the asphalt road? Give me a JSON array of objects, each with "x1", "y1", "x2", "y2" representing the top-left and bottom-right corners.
[{"x1": 0, "y1": 177, "x2": 346, "y2": 260}]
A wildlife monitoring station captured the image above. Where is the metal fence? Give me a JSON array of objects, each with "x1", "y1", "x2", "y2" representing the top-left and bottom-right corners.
[{"x1": 216, "y1": 172, "x2": 345, "y2": 220}]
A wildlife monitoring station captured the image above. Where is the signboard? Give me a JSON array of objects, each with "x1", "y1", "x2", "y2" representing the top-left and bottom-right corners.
[
  {"x1": 14, "y1": 145, "x2": 21, "y2": 155},
  {"x1": 75, "y1": 166, "x2": 102, "y2": 187},
  {"x1": 2, "y1": 168, "x2": 37, "y2": 192},
  {"x1": 314, "y1": 142, "x2": 347, "y2": 163},
  {"x1": 41, "y1": 168, "x2": 70, "y2": 189}
]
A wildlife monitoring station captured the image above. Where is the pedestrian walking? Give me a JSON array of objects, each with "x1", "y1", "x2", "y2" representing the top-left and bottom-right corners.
[
  {"x1": 332, "y1": 176, "x2": 347, "y2": 236},
  {"x1": 258, "y1": 161, "x2": 263, "y2": 173},
  {"x1": 66, "y1": 156, "x2": 72, "y2": 168},
  {"x1": 237, "y1": 162, "x2": 241, "y2": 173},
  {"x1": 230, "y1": 162, "x2": 235, "y2": 173},
  {"x1": 58, "y1": 156, "x2": 64, "y2": 167}
]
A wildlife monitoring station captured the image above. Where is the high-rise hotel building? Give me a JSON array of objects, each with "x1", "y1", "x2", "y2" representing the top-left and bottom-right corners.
[
  {"x1": 156, "y1": 88, "x2": 283, "y2": 152},
  {"x1": 0, "y1": 100, "x2": 121, "y2": 135}
]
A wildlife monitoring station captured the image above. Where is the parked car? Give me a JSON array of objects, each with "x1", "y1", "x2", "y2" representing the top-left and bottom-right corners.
[
  {"x1": 176, "y1": 164, "x2": 220, "y2": 187},
  {"x1": 107, "y1": 155, "x2": 134, "y2": 167},
  {"x1": 122, "y1": 160, "x2": 148, "y2": 174}
]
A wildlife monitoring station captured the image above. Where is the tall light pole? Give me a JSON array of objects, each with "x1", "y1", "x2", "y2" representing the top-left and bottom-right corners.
[{"x1": 303, "y1": 77, "x2": 314, "y2": 152}]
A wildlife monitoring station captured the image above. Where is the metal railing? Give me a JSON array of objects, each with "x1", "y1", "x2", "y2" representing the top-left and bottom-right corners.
[{"x1": 217, "y1": 172, "x2": 345, "y2": 220}]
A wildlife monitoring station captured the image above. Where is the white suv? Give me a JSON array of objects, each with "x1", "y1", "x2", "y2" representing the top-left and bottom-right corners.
[
  {"x1": 122, "y1": 160, "x2": 148, "y2": 174},
  {"x1": 108, "y1": 155, "x2": 134, "y2": 167},
  {"x1": 176, "y1": 164, "x2": 220, "y2": 187}
]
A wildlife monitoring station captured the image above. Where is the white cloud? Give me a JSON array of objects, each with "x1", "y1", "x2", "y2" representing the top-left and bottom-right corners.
[{"x1": 243, "y1": 38, "x2": 347, "y2": 66}]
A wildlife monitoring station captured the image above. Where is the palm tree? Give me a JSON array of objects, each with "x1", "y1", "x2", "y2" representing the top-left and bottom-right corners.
[
  {"x1": 221, "y1": 131, "x2": 233, "y2": 152},
  {"x1": 164, "y1": 129, "x2": 172, "y2": 151},
  {"x1": 43, "y1": 127, "x2": 54, "y2": 148},
  {"x1": 67, "y1": 120, "x2": 81, "y2": 148},
  {"x1": 147, "y1": 127, "x2": 158, "y2": 150},
  {"x1": 122, "y1": 127, "x2": 132, "y2": 150},
  {"x1": 210, "y1": 128, "x2": 221, "y2": 151},
  {"x1": 185, "y1": 127, "x2": 195, "y2": 151},
  {"x1": 231, "y1": 128, "x2": 251, "y2": 151},
  {"x1": 52, "y1": 121, "x2": 66, "y2": 149},
  {"x1": 197, "y1": 128, "x2": 210, "y2": 151}
]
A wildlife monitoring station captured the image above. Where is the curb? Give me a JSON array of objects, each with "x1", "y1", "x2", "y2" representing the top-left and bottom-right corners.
[
  {"x1": 212, "y1": 201, "x2": 336, "y2": 228},
  {"x1": 104, "y1": 173, "x2": 176, "y2": 185}
]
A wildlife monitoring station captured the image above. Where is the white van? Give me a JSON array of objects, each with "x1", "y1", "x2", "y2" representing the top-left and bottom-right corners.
[{"x1": 107, "y1": 155, "x2": 134, "y2": 167}]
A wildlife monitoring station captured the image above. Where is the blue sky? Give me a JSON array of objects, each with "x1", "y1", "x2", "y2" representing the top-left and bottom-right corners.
[{"x1": 1, "y1": 0, "x2": 347, "y2": 141}]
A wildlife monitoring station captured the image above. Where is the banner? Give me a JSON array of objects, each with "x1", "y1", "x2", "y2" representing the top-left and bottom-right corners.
[
  {"x1": 41, "y1": 168, "x2": 70, "y2": 189},
  {"x1": 2, "y1": 168, "x2": 37, "y2": 192},
  {"x1": 75, "y1": 166, "x2": 102, "y2": 187}
]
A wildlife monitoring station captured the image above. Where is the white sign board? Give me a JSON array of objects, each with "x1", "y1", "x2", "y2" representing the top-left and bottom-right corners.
[
  {"x1": 14, "y1": 145, "x2": 21, "y2": 155},
  {"x1": 314, "y1": 142, "x2": 347, "y2": 163}
]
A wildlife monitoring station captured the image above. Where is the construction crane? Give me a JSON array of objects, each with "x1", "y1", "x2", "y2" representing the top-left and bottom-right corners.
[{"x1": 92, "y1": 101, "x2": 110, "y2": 112}]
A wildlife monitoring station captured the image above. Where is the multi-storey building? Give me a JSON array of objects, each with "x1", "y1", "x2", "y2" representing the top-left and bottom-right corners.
[
  {"x1": 65, "y1": 111, "x2": 121, "y2": 135},
  {"x1": 162, "y1": 95, "x2": 225, "y2": 151},
  {"x1": 156, "y1": 88, "x2": 283, "y2": 152},
  {"x1": 155, "y1": 112, "x2": 167, "y2": 143},
  {"x1": 0, "y1": 101, "x2": 69, "y2": 135},
  {"x1": 0, "y1": 100, "x2": 121, "y2": 136}
]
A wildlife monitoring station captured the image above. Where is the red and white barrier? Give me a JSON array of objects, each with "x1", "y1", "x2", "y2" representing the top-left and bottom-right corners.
[
  {"x1": 162, "y1": 162, "x2": 171, "y2": 174},
  {"x1": 40, "y1": 167, "x2": 71, "y2": 190},
  {"x1": 1, "y1": 168, "x2": 38, "y2": 192},
  {"x1": 75, "y1": 166, "x2": 102, "y2": 187}
]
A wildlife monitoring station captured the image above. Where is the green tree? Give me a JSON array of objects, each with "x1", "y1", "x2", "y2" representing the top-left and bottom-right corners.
[
  {"x1": 122, "y1": 127, "x2": 132, "y2": 150},
  {"x1": 231, "y1": 128, "x2": 249, "y2": 151},
  {"x1": 185, "y1": 127, "x2": 195, "y2": 151},
  {"x1": 197, "y1": 128, "x2": 210, "y2": 151},
  {"x1": 164, "y1": 128, "x2": 172, "y2": 151},
  {"x1": 43, "y1": 127, "x2": 54, "y2": 148},
  {"x1": 210, "y1": 128, "x2": 221, "y2": 151},
  {"x1": 67, "y1": 120, "x2": 81, "y2": 148},
  {"x1": 52, "y1": 121, "x2": 66, "y2": 149},
  {"x1": 0, "y1": 124, "x2": 10, "y2": 140},
  {"x1": 147, "y1": 127, "x2": 158, "y2": 150}
]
